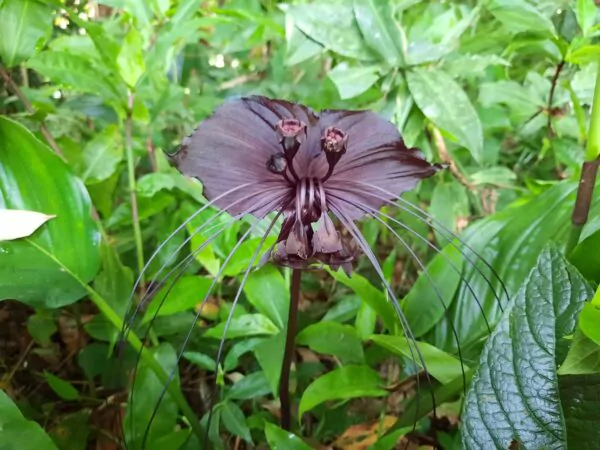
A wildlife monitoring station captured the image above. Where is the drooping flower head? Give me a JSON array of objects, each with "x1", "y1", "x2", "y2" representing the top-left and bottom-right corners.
[{"x1": 173, "y1": 96, "x2": 443, "y2": 275}]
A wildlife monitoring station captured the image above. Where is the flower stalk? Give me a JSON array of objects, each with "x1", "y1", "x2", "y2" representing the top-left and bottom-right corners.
[
  {"x1": 279, "y1": 268, "x2": 302, "y2": 431},
  {"x1": 566, "y1": 62, "x2": 600, "y2": 256}
]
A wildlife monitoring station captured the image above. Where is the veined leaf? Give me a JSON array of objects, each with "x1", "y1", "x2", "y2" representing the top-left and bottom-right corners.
[{"x1": 462, "y1": 247, "x2": 593, "y2": 449}]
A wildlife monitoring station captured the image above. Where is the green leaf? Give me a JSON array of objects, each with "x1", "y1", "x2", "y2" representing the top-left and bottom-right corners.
[
  {"x1": 296, "y1": 321, "x2": 365, "y2": 364},
  {"x1": 576, "y1": 0, "x2": 597, "y2": 36},
  {"x1": 117, "y1": 27, "x2": 146, "y2": 88},
  {"x1": 44, "y1": 372, "x2": 79, "y2": 401},
  {"x1": 80, "y1": 125, "x2": 123, "y2": 184},
  {"x1": 286, "y1": 3, "x2": 375, "y2": 61},
  {"x1": 284, "y1": 14, "x2": 323, "y2": 66},
  {"x1": 254, "y1": 333, "x2": 285, "y2": 396},
  {"x1": 48, "y1": 411, "x2": 90, "y2": 450},
  {"x1": 559, "y1": 374, "x2": 600, "y2": 449},
  {"x1": 220, "y1": 401, "x2": 252, "y2": 444},
  {"x1": 370, "y1": 334, "x2": 465, "y2": 384},
  {"x1": 429, "y1": 181, "x2": 469, "y2": 244},
  {"x1": 226, "y1": 371, "x2": 271, "y2": 400},
  {"x1": 0, "y1": 0, "x2": 52, "y2": 67},
  {"x1": 0, "y1": 210, "x2": 55, "y2": 241},
  {"x1": 243, "y1": 265, "x2": 288, "y2": 330},
  {"x1": 558, "y1": 330, "x2": 600, "y2": 375},
  {"x1": 143, "y1": 276, "x2": 213, "y2": 321},
  {"x1": 27, "y1": 51, "x2": 123, "y2": 103},
  {"x1": 567, "y1": 44, "x2": 600, "y2": 66},
  {"x1": 403, "y1": 244, "x2": 463, "y2": 338},
  {"x1": 470, "y1": 167, "x2": 517, "y2": 186},
  {"x1": 406, "y1": 68, "x2": 483, "y2": 163},
  {"x1": 428, "y1": 181, "x2": 596, "y2": 353},
  {"x1": 325, "y1": 268, "x2": 398, "y2": 333},
  {"x1": 204, "y1": 314, "x2": 279, "y2": 339},
  {"x1": 462, "y1": 247, "x2": 593, "y2": 449},
  {"x1": 328, "y1": 63, "x2": 380, "y2": 99},
  {"x1": 353, "y1": 0, "x2": 405, "y2": 66},
  {"x1": 298, "y1": 365, "x2": 387, "y2": 417},
  {"x1": 0, "y1": 391, "x2": 58, "y2": 450},
  {"x1": 221, "y1": 236, "x2": 278, "y2": 277},
  {"x1": 27, "y1": 310, "x2": 57, "y2": 346},
  {"x1": 579, "y1": 303, "x2": 600, "y2": 346},
  {"x1": 183, "y1": 351, "x2": 217, "y2": 371},
  {"x1": 0, "y1": 117, "x2": 100, "y2": 308},
  {"x1": 264, "y1": 422, "x2": 312, "y2": 450},
  {"x1": 488, "y1": 0, "x2": 556, "y2": 35},
  {"x1": 124, "y1": 343, "x2": 179, "y2": 449}
]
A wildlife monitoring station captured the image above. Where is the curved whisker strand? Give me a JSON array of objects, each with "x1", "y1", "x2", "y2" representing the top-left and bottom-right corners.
[
  {"x1": 205, "y1": 210, "x2": 284, "y2": 445},
  {"x1": 331, "y1": 180, "x2": 509, "y2": 311},
  {"x1": 336, "y1": 197, "x2": 468, "y2": 398},
  {"x1": 127, "y1": 222, "x2": 230, "y2": 449},
  {"x1": 122, "y1": 182, "x2": 261, "y2": 337},
  {"x1": 120, "y1": 187, "x2": 285, "y2": 344},
  {"x1": 332, "y1": 193, "x2": 492, "y2": 334},
  {"x1": 140, "y1": 215, "x2": 272, "y2": 450},
  {"x1": 328, "y1": 200, "x2": 435, "y2": 435}
]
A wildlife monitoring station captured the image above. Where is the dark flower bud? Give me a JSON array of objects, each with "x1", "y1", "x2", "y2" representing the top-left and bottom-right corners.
[
  {"x1": 275, "y1": 118, "x2": 306, "y2": 158},
  {"x1": 266, "y1": 153, "x2": 287, "y2": 174},
  {"x1": 321, "y1": 126, "x2": 348, "y2": 180},
  {"x1": 321, "y1": 127, "x2": 347, "y2": 154}
]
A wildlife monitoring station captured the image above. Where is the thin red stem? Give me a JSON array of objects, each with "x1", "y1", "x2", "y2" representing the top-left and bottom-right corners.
[{"x1": 279, "y1": 268, "x2": 302, "y2": 430}]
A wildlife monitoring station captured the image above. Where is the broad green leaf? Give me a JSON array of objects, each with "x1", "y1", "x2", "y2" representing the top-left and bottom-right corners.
[
  {"x1": 27, "y1": 51, "x2": 123, "y2": 103},
  {"x1": 353, "y1": 0, "x2": 405, "y2": 66},
  {"x1": 253, "y1": 333, "x2": 285, "y2": 395},
  {"x1": 224, "y1": 337, "x2": 265, "y2": 372},
  {"x1": 370, "y1": 334, "x2": 465, "y2": 384},
  {"x1": 143, "y1": 276, "x2": 213, "y2": 321},
  {"x1": 0, "y1": 210, "x2": 55, "y2": 241},
  {"x1": 407, "y1": 68, "x2": 483, "y2": 163},
  {"x1": 80, "y1": 125, "x2": 123, "y2": 184},
  {"x1": 462, "y1": 247, "x2": 593, "y2": 449},
  {"x1": 221, "y1": 236, "x2": 277, "y2": 277},
  {"x1": 578, "y1": 303, "x2": 600, "y2": 346},
  {"x1": 328, "y1": 63, "x2": 380, "y2": 99},
  {"x1": 124, "y1": 343, "x2": 179, "y2": 450},
  {"x1": 0, "y1": 0, "x2": 52, "y2": 67},
  {"x1": 429, "y1": 180, "x2": 469, "y2": 245},
  {"x1": 136, "y1": 173, "x2": 176, "y2": 197},
  {"x1": 48, "y1": 411, "x2": 90, "y2": 450},
  {"x1": 559, "y1": 374, "x2": 600, "y2": 448},
  {"x1": 355, "y1": 301, "x2": 377, "y2": 339},
  {"x1": 117, "y1": 27, "x2": 146, "y2": 88},
  {"x1": 470, "y1": 167, "x2": 517, "y2": 186},
  {"x1": 286, "y1": 3, "x2": 375, "y2": 61},
  {"x1": 44, "y1": 372, "x2": 79, "y2": 401},
  {"x1": 297, "y1": 321, "x2": 365, "y2": 364},
  {"x1": 488, "y1": 0, "x2": 556, "y2": 36},
  {"x1": 426, "y1": 181, "x2": 600, "y2": 353},
  {"x1": 325, "y1": 268, "x2": 398, "y2": 333},
  {"x1": 145, "y1": 430, "x2": 191, "y2": 450},
  {"x1": 27, "y1": 310, "x2": 57, "y2": 345},
  {"x1": 220, "y1": 401, "x2": 252, "y2": 444},
  {"x1": 243, "y1": 265, "x2": 288, "y2": 329},
  {"x1": 204, "y1": 314, "x2": 279, "y2": 339},
  {"x1": 558, "y1": 330, "x2": 600, "y2": 375},
  {"x1": 284, "y1": 14, "x2": 323, "y2": 66},
  {"x1": 0, "y1": 391, "x2": 58, "y2": 450},
  {"x1": 567, "y1": 44, "x2": 600, "y2": 66},
  {"x1": 576, "y1": 0, "x2": 597, "y2": 36},
  {"x1": 183, "y1": 351, "x2": 217, "y2": 371},
  {"x1": 264, "y1": 422, "x2": 312, "y2": 450},
  {"x1": 403, "y1": 244, "x2": 463, "y2": 338},
  {"x1": 298, "y1": 365, "x2": 387, "y2": 417},
  {"x1": 0, "y1": 117, "x2": 100, "y2": 308},
  {"x1": 226, "y1": 371, "x2": 271, "y2": 400}
]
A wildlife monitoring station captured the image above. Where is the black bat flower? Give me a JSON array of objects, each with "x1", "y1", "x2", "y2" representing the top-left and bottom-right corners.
[
  {"x1": 121, "y1": 96, "x2": 507, "y2": 449},
  {"x1": 174, "y1": 96, "x2": 442, "y2": 275}
]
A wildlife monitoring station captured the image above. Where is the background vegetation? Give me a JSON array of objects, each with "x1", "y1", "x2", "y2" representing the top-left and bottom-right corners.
[{"x1": 1, "y1": 0, "x2": 600, "y2": 449}]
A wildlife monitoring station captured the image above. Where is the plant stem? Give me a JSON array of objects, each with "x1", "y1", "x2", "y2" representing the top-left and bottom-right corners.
[
  {"x1": 0, "y1": 66, "x2": 64, "y2": 158},
  {"x1": 279, "y1": 268, "x2": 302, "y2": 431},
  {"x1": 566, "y1": 62, "x2": 600, "y2": 256},
  {"x1": 125, "y1": 91, "x2": 146, "y2": 290},
  {"x1": 28, "y1": 241, "x2": 205, "y2": 440}
]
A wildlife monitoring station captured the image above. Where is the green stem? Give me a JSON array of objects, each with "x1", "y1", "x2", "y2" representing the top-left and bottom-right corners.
[
  {"x1": 28, "y1": 241, "x2": 205, "y2": 441},
  {"x1": 125, "y1": 91, "x2": 146, "y2": 290},
  {"x1": 566, "y1": 62, "x2": 600, "y2": 256}
]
